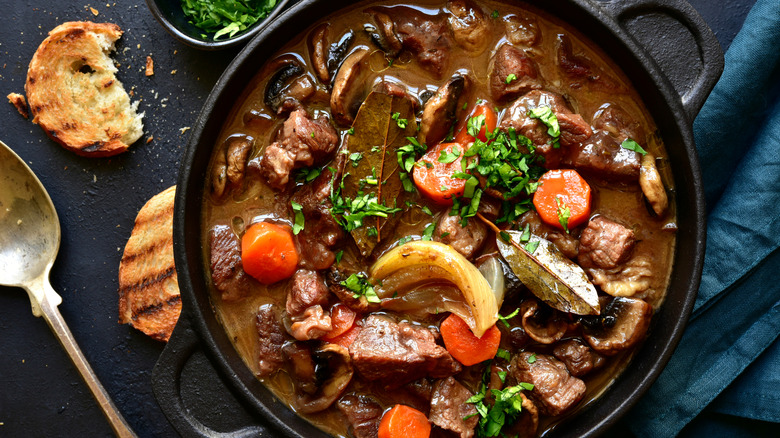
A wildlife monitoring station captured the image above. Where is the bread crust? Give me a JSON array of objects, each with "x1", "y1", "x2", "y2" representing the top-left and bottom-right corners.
[
  {"x1": 118, "y1": 186, "x2": 180, "y2": 342},
  {"x1": 25, "y1": 21, "x2": 143, "y2": 157}
]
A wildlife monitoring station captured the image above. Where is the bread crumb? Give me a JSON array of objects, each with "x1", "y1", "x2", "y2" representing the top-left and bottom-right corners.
[
  {"x1": 170, "y1": 69, "x2": 177, "y2": 75},
  {"x1": 90, "y1": 7, "x2": 98, "y2": 16},
  {"x1": 146, "y1": 136, "x2": 153, "y2": 143},
  {"x1": 145, "y1": 55, "x2": 154, "y2": 76},
  {"x1": 7, "y1": 92, "x2": 29, "y2": 119},
  {"x1": 179, "y1": 127, "x2": 190, "y2": 134}
]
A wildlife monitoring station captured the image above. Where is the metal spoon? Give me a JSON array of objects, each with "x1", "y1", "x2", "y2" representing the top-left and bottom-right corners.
[{"x1": 0, "y1": 140, "x2": 136, "y2": 438}]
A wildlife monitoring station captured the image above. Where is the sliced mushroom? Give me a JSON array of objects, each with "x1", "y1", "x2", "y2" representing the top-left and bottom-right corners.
[
  {"x1": 210, "y1": 134, "x2": 254, "y2": 200},
  {"x1": 225, "y1": 134, "x2": 254, "y2": 188},
  {"x1": 310, "y1": 23, "x2": 330, "y2": 84},
  {"x1": 327, "y1": 30, "x2": 356, "y2": 83},
  {"x1": 365, "y1": 11, "x2": 402, "y2": 56},
  {"x1": 264, "y1": 58, "x2": 315, "y2": 114},
  {"x1": 520, "y1": 299, "x2": 568, "y2": 344},
  {"x1": 282, "y1": 342, "x2": 319, "y2": 395},
  {"x1": 419, "y1": 75, "x2": 466, "y2": 146},
  {"x1": 640, "y1": 153, "x2": 669, "y2": 216},
  {"x1": 295, "y1": 344, "x2": 355, "y2": 414},
  {"x1": 582, "y1": 296, "x2": 653, "y2": 355},
  {"x1": 331, "y1": 47, "x2": 373, "y2": 126},
  {"x1": 588, "y1": 255, "x2": 653, "y2": 297},
  {"x1": 210, "y1": 146, "x2": 228, "y2": 199},
  {"x1": 446, "y1": 0, "x2": 491, "y2": 54}
]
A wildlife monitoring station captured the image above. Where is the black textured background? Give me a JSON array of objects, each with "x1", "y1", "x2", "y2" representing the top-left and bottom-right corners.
[{"x1": 0, "y1": 1, "x2": 759, "y2": 437}]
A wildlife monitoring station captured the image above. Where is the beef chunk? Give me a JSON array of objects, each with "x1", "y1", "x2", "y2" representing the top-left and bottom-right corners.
[
  {"x1": 510, "y1": 352, "x2": 586, "y2": 416},
  {"x1": 259, "y1": 107, "x2": 339, "y2": 189},
  {"x1": 489, "y1": 44, "x2": 542, "y2": 103},
  {"x1": 287, "y1": 270, "x2": 332, "y2": 341},
  {"x1": 557, "y1": 34, "x2": 624, "y2": 93},
  {"x1": 564, "y1": 131, "x2": 641, "y2": 182},
  {"x1": 504, "y1": 13, "x2": 539, "y2": 47},
  {"x1": 578, "y1": 216, "x2": 636, "y2": 270},
  {"x1": 429, "y1": 377, "x2": 478, "y2": 438},
  {"x1": 369, "y1": 6, "x2": 452, "y2": 78},
  {"x1": 592, "y1": 103, "x2": 644, "y2": 143},
  {"x1": 291, "y1": 166, "x2": 344, "y2": 270},
  {"x1": 255, "y1": 304, "x2": 286, "y2": 377},
  {"x1": 447, "y1": 0, "x2": 491, "y2": 54},
  {"x1": 209, "y1": 224, "x2": 251, "y2": 302},
  {"x1": 337, "y1": 394, "x2": 383, "y2": 438},
  {"x1": 290, "y1": 305, "x2": 333, "y2": 341},
  {"x1": 500, "y1": 90, "x2": 592, "y2": 168},
  {"x1": 434, "y1": 214, "x2": 487, "y2": 259},
  {"x1": 349, "y1": 315, "x2": 462, "y2": 385},
  {"x1": 326, "y1": 266, "x2": 371, "y2": 312},
  {"x1": 287, "y1": 269, "x2": 330, "y2": 316},
  {"x1": 552, "y1": 339, "x2": 605, "y2": 377}
]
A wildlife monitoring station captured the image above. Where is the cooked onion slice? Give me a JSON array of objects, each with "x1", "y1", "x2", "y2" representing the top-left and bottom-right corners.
[{"x1": 370, "y1": 241, "x2": 501, "y2": 337}]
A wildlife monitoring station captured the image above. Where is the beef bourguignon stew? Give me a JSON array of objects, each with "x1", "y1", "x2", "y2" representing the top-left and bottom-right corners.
[{"x1": 203, "y1": 1, "x2": 676, "y2": 437}]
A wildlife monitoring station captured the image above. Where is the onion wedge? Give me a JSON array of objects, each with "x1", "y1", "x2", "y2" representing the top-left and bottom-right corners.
[{"x1": 370, "y1": 241, "x2": 500, "y2": 337}]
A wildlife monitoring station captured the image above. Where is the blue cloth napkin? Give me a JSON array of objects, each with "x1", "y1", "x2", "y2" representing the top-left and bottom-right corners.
[{"x1": 625, "y1": 0, "x2": 780, "y2": 435}]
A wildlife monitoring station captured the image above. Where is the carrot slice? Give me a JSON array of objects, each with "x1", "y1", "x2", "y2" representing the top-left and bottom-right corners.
[
  {"x1": 440, "y1": 313, "x2": 501, "y2": 366},
  {"x1": 323, "y1": 303, "x2": 357, "y2": 341},
  {"x1": 412, "y1": 142, "x2": 469, "y2": 205},
  {"x1": 241, "y1": 222, "x2": 298, "y2": 285},
  {"x1": 378, "y1": 405, "x2": 431, "y2": 438},
  {"x1": 532, "y1": 169, "x2": 592, "y2": 231},
  {"x1": 455, "y1": 102, "x2": 497, "y2": 145}
]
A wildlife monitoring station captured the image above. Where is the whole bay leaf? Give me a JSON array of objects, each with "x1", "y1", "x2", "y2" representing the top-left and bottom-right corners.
[
  {"x1": 497, "y1": 230, "x2": 600, "y2": 315},
  {"x1": 340, "y1": 91, "x2": 418, "y2": 256}
]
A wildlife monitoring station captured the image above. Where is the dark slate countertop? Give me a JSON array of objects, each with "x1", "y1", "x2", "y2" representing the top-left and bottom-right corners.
[{"x1": 0, "y1": 1, "x2": 758, "y2": 437}]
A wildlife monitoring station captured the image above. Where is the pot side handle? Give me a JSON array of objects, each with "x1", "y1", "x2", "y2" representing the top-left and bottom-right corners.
[
  {"x1": 601, "y1": 0, "x2": 724, "y2": 121},
  {"x1": 152, "y1": 317, "x2": 268, "y2": 438}
]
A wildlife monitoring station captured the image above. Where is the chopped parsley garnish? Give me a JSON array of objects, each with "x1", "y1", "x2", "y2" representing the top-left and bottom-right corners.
[
  {"x1": 290, "y1": 201, "x2": 304, "y2": 235},
  {"x1": 421, "y1": 205, "x2": 433, "y2": 216},
  {"x1": 340, "y1": 273, "x2": 380, "y2": 304},
  {"x1": 399, "y1": 171, "x2": 416, "y2": 193},
  {"x1": 495, "y1": 348, "x2": 511, "y2": 361},
  {"x1": 466, "y1": 363, "x2": 534, "y2": 437},
  {"x1": 527, "y1": 353, "x2": 537, "y2": 364},
  {"x1": 491, "y1": 9, "x2": 500, "y2": 19},
  {"x1": 499, "y1": 231, "x2": 511, "y2": 242},
  {"x1": 497, "y1": 308, "x2": 520, "y2": 328},
  {"x1": 330, "y1": 187, "x2": 402, "y2": 233},
  {"x1": 555, "y1": 197, "x2": 571, "y2": 233},
  {"x1": 310, "y1": 132, "x2": 315, "y2": 138},
  {"x1": 397, "y1": 235, "x2": 414, "y2": 245},
  {"x1": 438, "y1": 145, "x2": 461, "y2": 164},
  {"x1": 294, "y1": 167, "x2": 321, "y2": 183},
  {"x1": 505, "y1": 73, "x2": 518, "y2": 84},
  {"x1": 525, "y1": 240, "x2": 540, "y2": 254},
  {"x1": 621, "y1": 138, "x2": 648, "y2": 155},
  {"x1": 467, "y1": 114, "x2": 487, "y2": 138},
  {"x1": 440, "y1": 231, "x2": 451, "y2": 238},
  {"x1": 181, "y1": 0, "x2": 279, "y2": 41},
  {"x1": 349, "y1": 152, "x2": 363, "y2": 167},
  {"x1": 334, "y1": 250, "x2": 344, "y2": 265},
  {"x1": 520, "y1": 223, "x2": 531, "y2": 243},
  {"x1": 366, "y1": 226, "x2": 378, "y2": 237},
  {"x1": 528, "y1": 106, "x2": 560, "y2": 138},
  {"x1": 347, "y1": 127, "x2": 355, "y2": 135},
  {"x1": 391, "y1": 112, "x2": 409, "y2": 129},
  {"x1": 422, "y1": 222, "x2": 436, "y2": 241}
]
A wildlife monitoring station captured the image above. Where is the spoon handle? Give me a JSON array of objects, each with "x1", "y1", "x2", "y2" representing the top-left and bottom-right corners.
[{"x1": 37, "y1": 281, "x2": 138, "y2": 438}]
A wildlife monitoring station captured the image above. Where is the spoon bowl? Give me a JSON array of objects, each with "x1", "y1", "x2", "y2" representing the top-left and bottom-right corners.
[{"x1": 0, "y1": 140, "x2": 136, "y2": 438}]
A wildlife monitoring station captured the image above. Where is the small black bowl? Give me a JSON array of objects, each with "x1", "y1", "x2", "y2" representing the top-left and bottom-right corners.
[{"x1": 145, "y1": 0, "x2": 292, "y2": 50}]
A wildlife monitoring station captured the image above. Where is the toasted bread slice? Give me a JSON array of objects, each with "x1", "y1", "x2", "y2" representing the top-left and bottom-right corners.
[
  {"x1": 118, "y1": 186, "x2": 180, "y2": 342},
  {"x1": 25, "y1": 21, "x2": 143, "y2": 157}
]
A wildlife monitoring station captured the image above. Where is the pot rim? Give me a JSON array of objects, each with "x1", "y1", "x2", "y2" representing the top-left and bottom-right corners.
[{"x1": 171, "y1": 0, "x2": 710, "y2": 436}]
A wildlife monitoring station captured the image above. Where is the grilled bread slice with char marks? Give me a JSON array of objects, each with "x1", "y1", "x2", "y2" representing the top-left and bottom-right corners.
[
  {"x1": 118, "y1": 186, "x2": 180, "y2": 342},
  {"x1": 25, "y1": 21, "x2": 143, "y2": 157}
]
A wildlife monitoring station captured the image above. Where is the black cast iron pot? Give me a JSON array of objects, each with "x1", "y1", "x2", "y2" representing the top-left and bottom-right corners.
[{"x1": 155, "y1": 0, "x2": 722, "y2": 436}]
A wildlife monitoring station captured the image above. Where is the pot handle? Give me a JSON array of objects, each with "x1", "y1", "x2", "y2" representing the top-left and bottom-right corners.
[
  {"x1": 151, "y1": 317, "x2": 266, "y2": 438},
  {"x1": 600, "y1": 0, "x2": 724, "y2": 121}
]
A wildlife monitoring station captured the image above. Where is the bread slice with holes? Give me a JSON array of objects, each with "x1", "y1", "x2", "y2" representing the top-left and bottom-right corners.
[
  {"x1": 25, "y1": 21, "x2": 143, "y2": 157},
  {"x1": 118, "y1": 186, "x2": 180, "y2": 342}
]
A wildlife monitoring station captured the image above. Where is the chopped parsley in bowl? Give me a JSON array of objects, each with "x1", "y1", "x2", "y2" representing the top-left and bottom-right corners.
[{"x1": 146, "y1": 0, "x2": 290, "y2": 50}]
